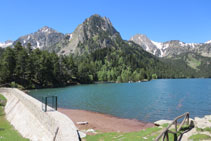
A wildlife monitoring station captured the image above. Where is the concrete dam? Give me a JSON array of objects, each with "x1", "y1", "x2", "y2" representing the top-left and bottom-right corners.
[{"x1": 0, "y1": 88, "x2": 80, "y2": 141}]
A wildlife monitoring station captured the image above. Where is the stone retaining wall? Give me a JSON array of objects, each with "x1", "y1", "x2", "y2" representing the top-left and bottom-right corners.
[{"x1": 0, "y1": 88, "x2": 79, "y2": 141}]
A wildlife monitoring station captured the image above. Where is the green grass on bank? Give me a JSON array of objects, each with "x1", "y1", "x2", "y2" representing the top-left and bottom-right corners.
[
  {"x1": 196, "y1": 127, "x2": 211, "y2": 133},
  {"x1": 0, "y1": 94, "x2": 6, "y2": 101},
  {"x1": 85, "y1": 126, "x2": 161, "y2": 141},
  {"x1": 85, "y1": 123, "x2": 192, "y2": 141},
  {"x1": 189, "y1": 134, "x2": 211, "y2": 141},
  {"x1": 0, "y1": 94, "x2": 29, "y2": 141},
  {"x1": 0, "y1": 94, "x2": 6, "y2": 107}
]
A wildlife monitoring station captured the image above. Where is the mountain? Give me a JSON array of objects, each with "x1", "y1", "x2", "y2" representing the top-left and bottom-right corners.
[
  {"x1": 130, "y1": 34, "x2": 211, "y2": 58},
  {"x1": 8, "y1": 16, "x2": 210, "y2": 58},
  {"x1": 130, "y1": 34, "x2": 161, "y2": 56},
  {"x1": 130, "y1": 34, "x2": 211, "y2": 74},
  {"x1": 1, "y1": 14, "x2": 211, "y2": 89},
  {"x1": 51, "y1": 14, "x2": 121, "y2": 55},
  {"x1": 49, "y1": 14, "x2": 196, "y2": 80},
  {"x1": 13, "y1": 26, "x2": 65, "y2": 50},
  {"x1": 0, "y1": 40, "x2": 13, "y2": 48}
]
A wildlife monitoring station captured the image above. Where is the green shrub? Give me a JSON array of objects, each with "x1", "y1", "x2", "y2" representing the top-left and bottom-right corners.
[
  {"x1": 10, "y1": 81, "x2": 17, "y2": 88},
  {"x1": 189, "y1": 134, "x2": 211, "y2": 140},
  {"x1": 0, "y1": 94, "x2": 7, "y2": 106},
  {"x1": 10, "y1": 82, "x2": 24, "y2": 90},
  {"x1": 152, "y1": 74, "x2": 157, "y2": 79}
]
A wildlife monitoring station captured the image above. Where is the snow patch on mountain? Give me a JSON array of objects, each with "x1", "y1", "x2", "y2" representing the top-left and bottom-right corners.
[
  {"x1": 151, "y1": 41, "x2": 163, "y2": 49},
  {"x1": 0, "y1": 40, "x2": 13, "y2": 48},
  {"x1": 151, "y1": 41, "x2": 164, "y2": 57},
  {"x1": 66, "y1": 33, "x2": 73, "y2": 41},
  {"x1": 36, "y1": 41, "x2": 41, "y2": 48},
  {"x1": 39, "y1": 26, "x2": 55, "y2": 34},
  {"x1": 179, "y1": 42, "x2": 199, "y2": 48},
  {"x1": 205, "y1": 40, "x2": 211, "y2": 44}
]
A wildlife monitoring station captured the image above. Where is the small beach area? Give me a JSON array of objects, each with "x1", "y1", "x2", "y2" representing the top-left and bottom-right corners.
[{"x1": 58, "y1": 108, "x2": 154, "y2": 133}]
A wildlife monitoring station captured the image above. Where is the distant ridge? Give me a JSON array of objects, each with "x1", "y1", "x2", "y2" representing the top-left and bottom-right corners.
[{"x1": 130, "y1": 34, "x2": 211, "y2": 58}]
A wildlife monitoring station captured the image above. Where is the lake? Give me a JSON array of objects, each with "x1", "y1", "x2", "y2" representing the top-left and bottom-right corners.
[{"x1": 29, "y1": 79, "x2": 211, "y2": 122}]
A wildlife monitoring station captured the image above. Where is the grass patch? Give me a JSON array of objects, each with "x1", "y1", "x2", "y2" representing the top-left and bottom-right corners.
[
  {"x1": 166, "y1": 124, "x2": 191, "y2": 140},
  {"x1": 189, "y1": 134, "x2": 211, "y2": 140},
  {"x1": 0, "y1": 94, "x2": 29, "y2": 141},
  {"x1": 186, "y1": 54, "x2": 201, "y2": 70},
  {"x1": 161, "y1": 123, "x2": 169, "y2": 128},
  {"x1": 196, "y1": 127, "x2": 211, "y2": 133},
  {"x1": 85, "y1": 123, "x2": 192, "y2": 141},
  {"x1": 0, "y1": 94, "x2": 6, "y2": 100},
  {"x1": 85, "y1": 126, "x2": 161, "y2": 141},
  {"x1": 0, "y1": 94, "x2": 7, "y2": 107}
]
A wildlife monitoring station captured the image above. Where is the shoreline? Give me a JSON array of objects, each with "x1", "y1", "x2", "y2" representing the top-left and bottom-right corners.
[
  {"x1": 58, "y1": 108, "x2": 154, "y2": 133},
  {"x1": 2, "y1": 78, "x2": 209, "y2": 91}
]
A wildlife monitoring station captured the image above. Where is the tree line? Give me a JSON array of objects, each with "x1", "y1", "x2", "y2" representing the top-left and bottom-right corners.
[
  {"x1": 0, "y1": 42, "x2": 78, "y2": 89},
  {"x1": 0, "y1": 42, "x2": 207, "y2": 89}
]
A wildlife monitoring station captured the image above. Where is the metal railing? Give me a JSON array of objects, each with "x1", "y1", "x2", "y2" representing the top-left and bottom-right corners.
[
  {"x1": 155, "y1": 112, "x2": 190, "y2": 141},
  {"x1": 41, "y1": 96, "x2": 58, "y2": 112}
]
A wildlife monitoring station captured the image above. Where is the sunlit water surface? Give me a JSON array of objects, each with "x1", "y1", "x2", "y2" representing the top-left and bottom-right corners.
[{"x1": 29, "y1": 79, "x2": 211, "y2": 122}]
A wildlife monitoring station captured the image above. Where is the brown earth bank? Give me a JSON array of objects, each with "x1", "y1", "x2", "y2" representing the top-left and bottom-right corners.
[{"x1": 58, "y1": 108, "x2": 154, "y2": 133}]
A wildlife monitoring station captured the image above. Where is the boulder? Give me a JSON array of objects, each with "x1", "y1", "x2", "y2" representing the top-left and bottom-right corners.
[
  {"x1": 86, "y1": 129, "x2": 96, "y2": 133},
  {"x1": 154, "y1": 120, "x2": 172, "y2": 126},
  {"x1": 194, "y1": 117, "x2": 211, "y2": 129}
]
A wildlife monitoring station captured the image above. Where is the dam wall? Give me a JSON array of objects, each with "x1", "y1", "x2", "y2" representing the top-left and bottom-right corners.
[{"x1": 0, "y1": 88, "x2": 79, "y2": 141}]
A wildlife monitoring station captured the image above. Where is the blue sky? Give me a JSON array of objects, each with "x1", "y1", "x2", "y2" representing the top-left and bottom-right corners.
[{"x1": 0, "y1": 0, "x2": 211, "y2": 43}]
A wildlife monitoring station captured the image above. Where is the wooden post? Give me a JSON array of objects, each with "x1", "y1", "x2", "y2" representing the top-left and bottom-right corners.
[
  {"x1": 175, "y1": 120, "x2": 177, "y2": 132},
  {"x1": 155, "y1": 113, "x2": 190, "y2": 141},
  {"x1": 166, "y1": 131, "x2": 169, "y2": 141},
  {"x1": 174, "y1": 133, "x2": 177, "y2": 141},
  {"x1": 163, "y1": 132, "x2": 166, "y2": 141},
  {"x1": 186, "y1": 114, "x2": 189, "y2": 125},
  {"x1": 162, "y1": 131, "x2": 169, "y2": 141}
]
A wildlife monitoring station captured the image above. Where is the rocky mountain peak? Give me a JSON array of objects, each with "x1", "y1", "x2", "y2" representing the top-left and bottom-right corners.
[
  {"x1": 130, "y1": 34, "x2": 211, "y2": 58},
  {"x1": 130, "y1": 34, "x2": 161, "y2": 56},
  {"x1": 81, "y1": 14, "x2": 118, "y2": 37},
  {"x1": 5, "y1": 40, "x2": 13, "y2": 44},
  {"x1": 13, "y1": 26, "x2": 65, "y2": 49},
  {"x1": 130, "y1": 34, "x2": 150, "y2": 43},
  {"x1": 164, "y1": 40, "x2": 180, "y2": 44},
  {"x1": 37, "y1": 26, "x2": 58, "y2": 34},
  {"x1": 86, "y1": 14, "x2": 112, "y2": 26},
  {"x1": 57, "y1": 14, "x2": 121, "y2": 55}
]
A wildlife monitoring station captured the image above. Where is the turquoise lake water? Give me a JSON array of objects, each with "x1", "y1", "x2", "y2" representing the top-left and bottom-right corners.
[{"x1": 29, "y1": 79, "x2": 211, "y2": 122}]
